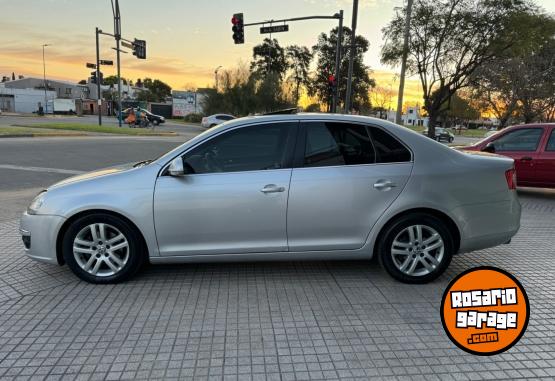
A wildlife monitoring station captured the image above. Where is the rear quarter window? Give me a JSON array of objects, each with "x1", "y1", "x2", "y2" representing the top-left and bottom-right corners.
[{"x1": 369, "y1": 128, "x2": 412, "y2": 163}]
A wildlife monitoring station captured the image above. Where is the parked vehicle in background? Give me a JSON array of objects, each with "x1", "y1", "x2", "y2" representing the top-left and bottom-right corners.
[
  {"x1": 201, "y1": 114, "x2": 236, "y2": 128},
  {"x1": 21, "y1": 114, "x2": 520, "y2": 285},
  {"x1": 46, "y1": 99, "x2": 76, "y2": 115},
  {"x1": 119, "y1": 108, "x2": 165, "y2": 125},
  {"x1": 422, "y1": 127, "x2": 455, "y2": 143},
  {"x1": 461, "y1": 123, "x2": 555, "y2": 188}
]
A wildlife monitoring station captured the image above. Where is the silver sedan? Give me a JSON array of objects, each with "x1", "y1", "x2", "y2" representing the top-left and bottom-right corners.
[{"x1": 20, "y1": 114, "x2": 521, "y2": 284}]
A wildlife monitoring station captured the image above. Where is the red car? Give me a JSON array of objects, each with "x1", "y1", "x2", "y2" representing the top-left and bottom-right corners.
[{"x1": 462, "y1": 123, "x2": 555, "y2": 188}]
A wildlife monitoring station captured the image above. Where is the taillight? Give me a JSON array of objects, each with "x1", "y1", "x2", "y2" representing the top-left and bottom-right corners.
[{"x1": 505, "y1": 168, "x2": 517, "y2": 190}]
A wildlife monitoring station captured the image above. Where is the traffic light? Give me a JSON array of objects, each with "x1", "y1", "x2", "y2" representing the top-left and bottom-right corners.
[
  {"x1": 232, "y1": 13, "x2": 244, "y2": 44},
  {"x1": 90, "y1": 71, "x2": 103, "y2": 85},
  {"x1": 327, "y1": 74, "x2": 336, "y2": 94},
  {"x1": 133, "y1": 39, "x2": 146, "y2": 59}
]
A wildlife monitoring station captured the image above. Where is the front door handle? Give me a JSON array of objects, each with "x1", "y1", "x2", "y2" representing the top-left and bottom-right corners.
[
  {"x1": 373, "y1": 180, "x2": 397, "y2": 191},
  {"x1": 521, "y1": 156, "x2": 533, "y2": 161},
  {"x1": 260, "y1": 184, "x2": 285, "y2": 194}
]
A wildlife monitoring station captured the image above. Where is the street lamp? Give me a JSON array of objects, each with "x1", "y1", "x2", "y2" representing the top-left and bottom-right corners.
[
  {"x1": 42, "y1": 44, "x2": 51, "y2": 114},
  {"x1": 214, "y1": 66, "x2": 223, "y2": 91}
]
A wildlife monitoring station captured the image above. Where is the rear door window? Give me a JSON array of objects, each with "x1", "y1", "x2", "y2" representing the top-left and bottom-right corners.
[
  {"x1": 368, "y1": 127, "x2": 412, "y2": 163},
  {"x1": 303, "y1": 122, "x2": 375, "y2": 167}
]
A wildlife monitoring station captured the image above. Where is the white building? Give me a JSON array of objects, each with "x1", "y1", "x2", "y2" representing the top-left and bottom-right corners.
[
  {"x1": 386, "y1": 105, "x2": 429, "y2": 127},
  {"x1": 0, "y1": 87, "x2": 56, "y2": 113}
]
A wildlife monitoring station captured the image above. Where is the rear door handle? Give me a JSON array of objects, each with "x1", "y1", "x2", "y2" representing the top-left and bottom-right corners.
[
  {"x1": 260, "y1": 184, "x2": 285, "y2": 193},
  {"x1": 373, "y1": 180, "x2": 397, "y2": 190},
  {"x1": 521, "y1": 157, "x2": 533, "y2": 161}
]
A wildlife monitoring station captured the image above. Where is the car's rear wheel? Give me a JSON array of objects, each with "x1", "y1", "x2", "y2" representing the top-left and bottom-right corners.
[
  {"x1": 209, "y1": 124, "x2": 217, "y2": 128},
  {"x1": 378, "y1": 213, "x2": 453, "y2": 283},
  {"x1": 62, "y1": 213, "x2": 145, "y2": 284}
]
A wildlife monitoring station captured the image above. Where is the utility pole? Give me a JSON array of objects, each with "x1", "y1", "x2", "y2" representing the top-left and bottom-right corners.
[
  {"x1": 344, "y1": 0, "x2": 358, "y2": 114},
  {"x1": 395, "y1": 0, "x2": 413, "y2": 125},
  {"x1": 332, "y1": 10, "x2": 343, "y2": 114},
  {"x1": 112, "y1": 0, "x2": 123, "y2": 127},
  {"x1": 95, "y1": 28, "x2": 102, "y2": 126},
  {"x1": 42, "y1": 44, "x2": 51, "y2": 114}
]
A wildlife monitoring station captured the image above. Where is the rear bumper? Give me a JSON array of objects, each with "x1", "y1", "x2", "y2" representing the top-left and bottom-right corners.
[
  {"x1": 454, "y1": 194, "x2": 521, "y2": 253},
  {"x1": 20, "y1": 212, "x2": 66, "y2": 265}
]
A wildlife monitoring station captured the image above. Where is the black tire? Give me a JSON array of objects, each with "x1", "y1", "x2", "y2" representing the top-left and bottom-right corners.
[
  {"x1": 152, "y1": 119, "x2": 160, "y2": 126},
  {"x1": 209, "y1": 124, "x2": 217, "y2": 128},
  {"x1": 449, "y1": 137, "x2": 454, "y2": 143},
  {"x1": 377, "y1": 213, "x2": 454, "y2": 283},
  {"x1": 62, "y1": 213, "x2": 146, "y2": 284}
]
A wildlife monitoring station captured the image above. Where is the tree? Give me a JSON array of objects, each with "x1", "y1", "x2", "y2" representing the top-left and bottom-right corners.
[
  {"x1": 514, "y1": 39, "x2": 555, "y2": 123},
  {"x1": 141, "y1": 78, "x2": 172, "y2": 102},
  {"x1": 370, "y1": 86, "x2": 395, "y2": 118},
  {"x1": 382, "y1": 0, "x2": 536, "y2": 137},
  {"x1": 470, "y1": 12, "x2": 555, "y2": 128},
  {"x1": 78, "y1": 79, "x2": 87, "y2": 85},
  {"x1": 442, "y1": 92, "x2": 481, "y2": 126},
  {"x1": 202, "y1": 63, "x2": 293, "y2": 116},
  {"x1": 286, "y1": 45, "x2": 313, "y2": 105},
  {"x1": 250, "y1": 38, "x2": 288, "y2": 79},
  {"x1": 102, "y1": 75, "x2": 128, "y2": 86},
  {"x1": 311, "y1": 26, "x2": 375, "y2": 111}
]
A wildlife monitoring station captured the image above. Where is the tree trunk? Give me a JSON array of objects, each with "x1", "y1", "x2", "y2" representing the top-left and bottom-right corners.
[{"x1": 427, "y1": 113, "x2": 437, "y2": 138}]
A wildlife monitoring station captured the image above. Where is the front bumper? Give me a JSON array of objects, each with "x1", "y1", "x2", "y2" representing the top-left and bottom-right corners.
[{"x1": 20, "y1": 212, "x2": 66, "y2": 265}]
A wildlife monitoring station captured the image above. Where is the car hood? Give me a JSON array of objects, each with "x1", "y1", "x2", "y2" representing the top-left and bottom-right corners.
[{"x1": 48, "y1": 162, "x2": 137, "y2": 189}]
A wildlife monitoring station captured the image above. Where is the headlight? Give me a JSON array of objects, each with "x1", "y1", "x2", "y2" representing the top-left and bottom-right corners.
[{"x1": 27, "y1": 191, "x2": 47, "y2": 215}]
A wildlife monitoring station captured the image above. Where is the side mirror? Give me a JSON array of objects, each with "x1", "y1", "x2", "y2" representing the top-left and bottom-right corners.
[
  {"x1": 482, "y1": 142, "x2": 496, "y2": 153},
  {"x1": 168, "y1": 157, "x2": 185, "y2": 176}
]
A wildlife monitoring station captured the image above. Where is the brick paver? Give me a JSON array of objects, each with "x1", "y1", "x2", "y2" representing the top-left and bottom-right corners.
[{"x1": 0, "y1": 191, "x2": 554, "y2": 380}]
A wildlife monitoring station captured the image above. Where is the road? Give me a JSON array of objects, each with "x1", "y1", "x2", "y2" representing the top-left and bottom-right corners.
[
  {"x1": 0, "y1": 133, "x2": 554, "y2": 379},
  {"x1": 0, "y1": 136, "x2": 185, "y2": 221}
]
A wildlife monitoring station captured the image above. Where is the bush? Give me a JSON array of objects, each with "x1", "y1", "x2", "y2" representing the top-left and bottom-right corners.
[
  {"x1": 304, "y1": 103, "x2": 322, "y2": 112},
  {"x1": 183, "y1": 113, "x2": 203, "y2": 123}
]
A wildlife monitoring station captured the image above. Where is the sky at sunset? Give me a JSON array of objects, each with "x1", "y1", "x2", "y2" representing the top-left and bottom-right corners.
[{"x1": 1, "y1": 0, "x2": 554, "y2": 107}]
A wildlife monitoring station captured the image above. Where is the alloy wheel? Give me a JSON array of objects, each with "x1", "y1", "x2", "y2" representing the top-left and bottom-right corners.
[
  {"x1": 390, "y1": 224, "x2": 444, "y2": 277},
  {"x1": 73, "y1": 223, "x2": 129, "y2": 277}
]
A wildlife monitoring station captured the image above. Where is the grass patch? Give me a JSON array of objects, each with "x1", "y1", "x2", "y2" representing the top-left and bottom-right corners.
[
  {"x1": 0, "y1": 126, "x2": 85, "y2": 137},
  {"x1": 12, "y1": 122, "x2": 176, "y2": 136}
]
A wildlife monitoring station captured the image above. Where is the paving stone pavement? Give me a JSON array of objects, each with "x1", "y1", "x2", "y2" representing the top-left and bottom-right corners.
[{"x1": 0, "y1": 191, "x2": 554, "y2": 380}]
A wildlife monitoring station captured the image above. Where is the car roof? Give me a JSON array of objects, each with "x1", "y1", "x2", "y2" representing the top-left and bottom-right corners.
[{"x1": 506, "y1": 123, "x2": 555, "y2": 129}]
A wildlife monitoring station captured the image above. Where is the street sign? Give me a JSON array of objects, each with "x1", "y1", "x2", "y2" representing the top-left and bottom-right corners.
[
  {"x1": 86, "y1": 62, "x2": 96, "y2": 69},
  {"x1": 260, "y1": 24, "x2": 289, "y2": 34},
  {"x1": 121, "y1": 41, "x2": 133, "y2": 49},
  {"x1": 100, "y1": 60, "x2": 113, "y2": 65}
]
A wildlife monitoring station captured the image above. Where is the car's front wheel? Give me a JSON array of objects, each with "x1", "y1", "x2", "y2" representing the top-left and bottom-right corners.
[
  {"x1": 62, "y1": 213, "x2": 145, "y2": 284},
  {"x1": 378, "y1": 213, "x2": 454, "y2": 283}
]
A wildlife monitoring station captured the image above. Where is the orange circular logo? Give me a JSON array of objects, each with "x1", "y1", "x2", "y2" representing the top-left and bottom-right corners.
[{"x1": 441, "y1": 267, "x2": 529, "y2": 355}]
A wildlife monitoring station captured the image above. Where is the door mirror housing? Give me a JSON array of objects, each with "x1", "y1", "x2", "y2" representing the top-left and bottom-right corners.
[
  {"x1": 168, "y1": 157, "x2": 185, "y2": 176},
  {"x1": 483, "y1": 142, "x2": 496, "y2": 153}
]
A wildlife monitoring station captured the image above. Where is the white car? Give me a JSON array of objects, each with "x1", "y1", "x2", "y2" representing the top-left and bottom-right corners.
[{"x1": 201, "y1": 114, "x2": 235, "y2": 128}]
